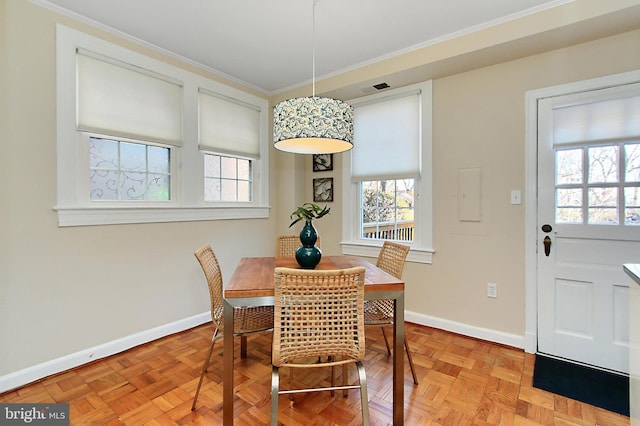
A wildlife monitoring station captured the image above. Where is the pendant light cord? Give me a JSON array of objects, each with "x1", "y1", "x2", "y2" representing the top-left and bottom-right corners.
[{"x1": 312, "y1": 0, "x2": 316, "y2": 97}]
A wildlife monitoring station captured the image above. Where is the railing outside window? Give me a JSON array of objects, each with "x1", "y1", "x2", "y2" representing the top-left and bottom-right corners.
[{"x1": 362, "y1": 220, "x2": 414, "y2": 241}]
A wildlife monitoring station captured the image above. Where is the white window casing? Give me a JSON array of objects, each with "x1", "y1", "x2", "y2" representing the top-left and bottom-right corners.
[
  {"x1": 341, "y1": 81, "x2": 434, "y2": 263},
  {"x1": 56, "y1": 24, "x2": 269, "y2": 226}
]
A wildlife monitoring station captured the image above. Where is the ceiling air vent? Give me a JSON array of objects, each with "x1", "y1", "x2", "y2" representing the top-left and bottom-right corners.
[{"x1": 373, "y1": 82, "x2": 390, "y2": 90}]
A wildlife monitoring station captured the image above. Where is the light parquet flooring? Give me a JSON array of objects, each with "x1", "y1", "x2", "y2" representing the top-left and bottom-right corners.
[{"x1": 1, "y1": 323, "x2": 630, "y2": 425}]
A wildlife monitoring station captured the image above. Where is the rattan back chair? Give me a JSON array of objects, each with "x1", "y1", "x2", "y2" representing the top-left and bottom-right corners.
[
  {"x1": 276, "y1": 234, "x2": 320, "y2": 257},
  {"x1": 270, "y1": 267, "x2": 370, "y2": 426},
  {"x1": 191, "y1": 244, "x2": 274, "y2": 411},
  {"x1": 364, "y1": 241, "x2": 419, "y2": 384}
]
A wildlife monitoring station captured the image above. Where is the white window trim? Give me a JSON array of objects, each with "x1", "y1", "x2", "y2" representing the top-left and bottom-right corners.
[
  {"x1": 55, "y1": 24, "x2": 269, "y2": 226},
  {"x1": 341, "y1": 81, "x2": 434, "y2": 263}
]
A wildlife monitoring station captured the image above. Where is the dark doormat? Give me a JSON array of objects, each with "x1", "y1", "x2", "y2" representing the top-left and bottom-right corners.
[{"x1": 533, "y1": 355, "x2": 629, "y2": 416}]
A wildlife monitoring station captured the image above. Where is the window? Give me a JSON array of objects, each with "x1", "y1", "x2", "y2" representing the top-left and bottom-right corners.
[
  {"x1": 361, "y1": 179, "x2": 414, "y2": 241},
  {"x1": 556, "y1": 142, "x2": 640, "y2": 225},
  {"x1": 551, "y1": 84, "x2": 640, "y2": 227},
  {"x1": 342, "y1": 81, "x2": 433, "y2": 263},
  {"x1": 198, "y1": 89, "x2": 260, "y2": 204},
  {"x1": 56, "y1": 25, "x2": 269, "y2": 226},
  {"x1": 90, "y1": 137, "x2": 171, "y2": 201},
  {"x1": 204, "y1": 154, "x2": 252, "y2": 202}
]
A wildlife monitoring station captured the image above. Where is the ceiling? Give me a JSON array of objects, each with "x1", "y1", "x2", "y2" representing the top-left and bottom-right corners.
[{"x1": 39, "y1": 0, "x2": 569, "y2": 95}]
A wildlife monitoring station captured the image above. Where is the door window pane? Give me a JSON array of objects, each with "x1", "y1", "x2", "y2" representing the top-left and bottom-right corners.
[
  {"x1": 625, "y1": 187, "x2": 640, "y2": 225},
  {"x1": 556, "y1": 188, "x2": 583, "y2": 223},
  {"x1": 588, "y1": 187, "x2": 618, "y2": 224},
  {"x1": 588, "y1": 145, "x2": 618, "y2": 183},
  {"x1": 556, "y1": 149, "x2": 582, "y2": 184},
  {"x1": 554, "y1": 142, "x2": 640, "y2": 226},
  {"x1": 625, "y1": 143, "x2": 640, "y2": 182}
]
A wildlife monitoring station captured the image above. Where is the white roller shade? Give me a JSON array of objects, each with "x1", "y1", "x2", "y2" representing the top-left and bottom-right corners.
[
  {"x1": 198, "y1": 90, "x2": 261, "y2": 158},
  {"x1": 352, "y1": 92, "x2": 421, "y2": 181},
  {"x1": 553, "y1": 91, "x2": 640, "y2": 147},
  {"x1": 76, "y1": 51, "x2": 183, "y2": 146}
]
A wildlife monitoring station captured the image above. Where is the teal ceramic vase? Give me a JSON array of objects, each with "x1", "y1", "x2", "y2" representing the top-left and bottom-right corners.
[{"x1": 295, "y1": 220, "x2": 322, "y2": 269}]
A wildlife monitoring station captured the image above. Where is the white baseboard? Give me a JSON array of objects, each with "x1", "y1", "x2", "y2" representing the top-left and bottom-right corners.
[
  {"x1": 0, "y1": 312, "x2": 210, "y2": 394},
  {"x1": 405, "y1": 311, "x2": 525, "y2": 349},
  {"x1": 1, "y1": 310, "x2": 525, "y2": 394},
  {"x1": 524, "y1": 331, "x2": 537, "y2": 354}
]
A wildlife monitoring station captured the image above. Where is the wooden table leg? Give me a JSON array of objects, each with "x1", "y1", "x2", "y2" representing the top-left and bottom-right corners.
[
  {"x1": 393, "y1": 293, "x2": 405, "y2": 425},
  {"x1": 223, "y1": 299, "x2": 234, "y2": 425}
]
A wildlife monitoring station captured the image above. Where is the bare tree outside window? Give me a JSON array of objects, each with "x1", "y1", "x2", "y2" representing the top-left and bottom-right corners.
[
  {"x1": 555, "y1": 142, "x2": 640, "y2": 225},
  {"x1": 361, "y1": 179, "x2": 414, "y2": 241}
]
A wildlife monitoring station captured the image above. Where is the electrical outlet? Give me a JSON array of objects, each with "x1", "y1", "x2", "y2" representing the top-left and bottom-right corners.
[{"x1": 487, "y1": 282, "x2": 498, "y2": 298}]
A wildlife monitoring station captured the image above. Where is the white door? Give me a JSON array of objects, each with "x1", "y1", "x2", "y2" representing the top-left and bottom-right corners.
[{"x1": 537, "y1": 81, "x2": 640, "y2": 374}]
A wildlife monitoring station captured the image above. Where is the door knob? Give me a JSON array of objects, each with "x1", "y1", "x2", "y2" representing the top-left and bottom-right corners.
[{"x1": 543, "y1": 236, "x2": 552, "y2": 257}]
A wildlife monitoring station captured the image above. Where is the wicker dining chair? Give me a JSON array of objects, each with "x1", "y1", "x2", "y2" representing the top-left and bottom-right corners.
[
  {"x1": 270, "y1": 267, "x2": 370, "y2": 426},
  {"x1": 364, "y1": 241, "x2": 419, "y2": 384},
  {"x1": 276, "y1": 234, "x2": 320, "y2": 257},
  {"x1": 191, "y1": 244, "x2": 274, "y2": 411}
]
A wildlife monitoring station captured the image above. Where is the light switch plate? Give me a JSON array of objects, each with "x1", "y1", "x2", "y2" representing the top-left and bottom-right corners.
[{"x1": 510, "y1": 190, "x2": 521, "y2": 205}]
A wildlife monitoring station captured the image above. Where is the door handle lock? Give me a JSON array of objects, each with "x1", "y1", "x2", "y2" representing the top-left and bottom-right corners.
[{"x1": 543, "y1": 236, "x2": 552, "y2": 257}]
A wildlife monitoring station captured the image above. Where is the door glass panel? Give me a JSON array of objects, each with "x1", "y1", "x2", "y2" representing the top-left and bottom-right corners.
[
  {"x1": 625, "y1": 187, "x2": 640, "y2": 225},
  {"x1": 625, "y1": 143, "x2": 640, "y2": 182},
  {"x1": 588, "y1": 145, "x2": 618, "y2": 183},
  {"x1": 556, "y1": 188, "x2": 583, "y2": 223},
  {"x1": 554, "y1": 142, "x2": 640, "y2": 226},
  {"x1": 588, "y1": 187, "x2": 618, "y2": 224},
  {"x1": 556, "y1": 149, "x2": 582, "y2": 184}
]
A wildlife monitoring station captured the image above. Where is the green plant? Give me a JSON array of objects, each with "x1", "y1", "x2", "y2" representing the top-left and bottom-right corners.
[{"x1": 289, "y1": 202, "x2": 331, "y2": 227}]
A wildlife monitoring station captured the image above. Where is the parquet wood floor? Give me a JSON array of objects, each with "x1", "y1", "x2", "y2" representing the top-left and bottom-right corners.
[{"x1": 1, "y1": 323, "x2": 630, "y2": 425}]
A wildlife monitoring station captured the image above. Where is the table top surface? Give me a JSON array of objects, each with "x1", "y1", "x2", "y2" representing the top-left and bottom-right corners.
[{"x1": 225, "y1": 255, "x2": 404, "y2": 298}]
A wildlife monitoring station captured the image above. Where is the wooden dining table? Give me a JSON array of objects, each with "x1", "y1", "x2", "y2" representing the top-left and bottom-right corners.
[{"x1": 222, "y1": 255, "x2": 405, "y2": 425}]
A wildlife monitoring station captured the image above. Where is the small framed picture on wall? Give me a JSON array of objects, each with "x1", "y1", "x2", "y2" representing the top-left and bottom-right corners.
[
  {"x1": 313, "y1": 178, "x2": 334, "y2": 202},
  {"x1": 312, "y1": 154, "x2": 333, "y2": 172}
]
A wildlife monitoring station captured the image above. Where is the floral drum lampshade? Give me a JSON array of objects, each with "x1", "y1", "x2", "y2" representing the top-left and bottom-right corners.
[{"x1": 273, "y1": 96, "x2": 354, "y2": 154}]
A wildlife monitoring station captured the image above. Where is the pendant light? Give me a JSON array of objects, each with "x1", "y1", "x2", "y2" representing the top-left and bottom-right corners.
[{"x1": 273, "y1": 0, "x2": 354, "y2": 154}]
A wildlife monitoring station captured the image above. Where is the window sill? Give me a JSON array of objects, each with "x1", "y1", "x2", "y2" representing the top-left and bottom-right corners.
[
  {"x1": 54, "y1": 206, "x2": 270, "y2": 227},
  {"x1": 340, "y1": 241, "x2": 434, "y2": 264}
]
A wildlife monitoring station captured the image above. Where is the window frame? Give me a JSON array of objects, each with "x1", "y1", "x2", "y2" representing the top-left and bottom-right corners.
[
  {"x1": 341, "y1": 81, "x2": 434, "y2": 263},
  {"x1": 55, "y1": 24, "x2": 269, "y2": 226},
  {"x1": 85, "y1": 134, "x2": 175, "y2": 203}
]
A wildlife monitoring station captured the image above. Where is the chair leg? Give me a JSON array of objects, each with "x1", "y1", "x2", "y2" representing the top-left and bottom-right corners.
[
  {"x1": 191, "y1": 328, "x2": 219, "y2": 411},
  {"x1": 240, "y1": 335, "x2": 248, "y2": 359},
  {"x1": 342, "y1": 363, "x2": 349, "y2": 397},
  {"x1": 289, "y1": 368, "x2": 294, "y2": 401},
  {"x1": 405, "y1": 336, "x2": 419, "y2": 385},
  {"x1": 355, "y1": 361, "x2": 370, "y2": 426},
  {"x1": 330, "y1": 362, "x2": 335, "y2": 397},
  {"x1": 328, "y1": 355, "x2": 337, "y2": 397},
  {"x1": 380, "y1": 327, "x2": 391, "y2": 355},
  {"x1": 271, "y1": 366, "x2": 280, "y2": 426}
]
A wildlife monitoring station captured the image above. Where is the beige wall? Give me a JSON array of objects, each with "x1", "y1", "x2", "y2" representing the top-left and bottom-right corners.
[
  {"x1": 0, "y1": 0, "x2": 277, "y2": 381},
  {"x1": 422, "y1": 31, "x2": 640, "y2": 332},
  {"x1": 275, "y1": 29, "x2": 640, "y2": 336},
  {"x1": 2, "y1": 0, "x2": 640, "y2": 390}
]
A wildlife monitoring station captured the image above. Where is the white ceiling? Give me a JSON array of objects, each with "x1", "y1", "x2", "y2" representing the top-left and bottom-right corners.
[{"x1": 39, "y1": 0, "x2": 567, "y2": 94}]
